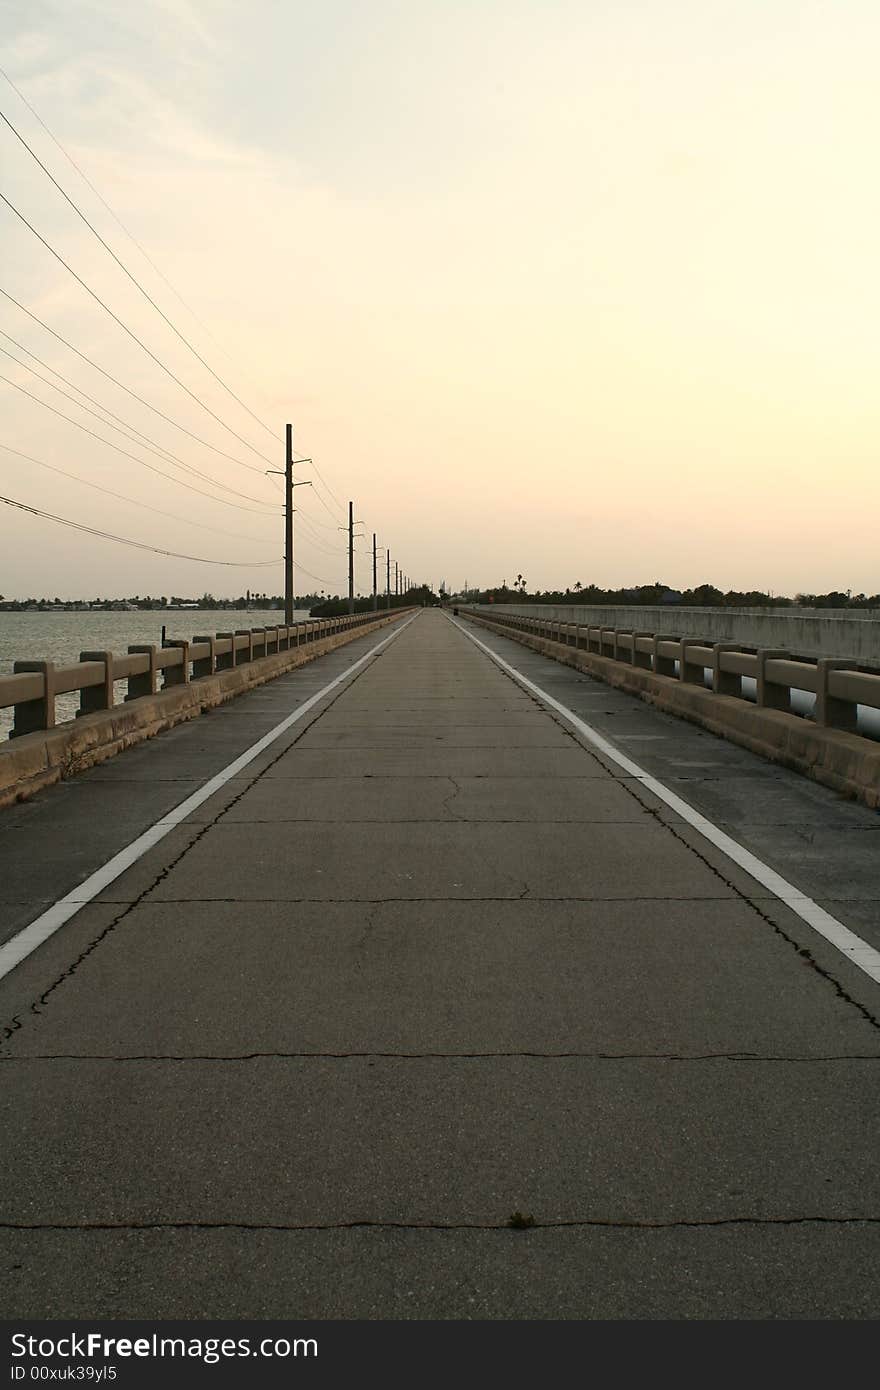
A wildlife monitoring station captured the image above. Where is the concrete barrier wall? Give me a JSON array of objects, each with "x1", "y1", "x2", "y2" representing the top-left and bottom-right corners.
[
  {"x1": 480, "y1": 604, "x2": 880, "y2": 665},
  {"x1": 0, "y1": 608, "x2": 412, "y2": 809}
]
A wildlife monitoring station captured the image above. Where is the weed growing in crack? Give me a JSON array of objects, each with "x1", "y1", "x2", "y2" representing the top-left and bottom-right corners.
[{"x1": 508, "y1": 1211, "x2": 536, "y2": 1230}]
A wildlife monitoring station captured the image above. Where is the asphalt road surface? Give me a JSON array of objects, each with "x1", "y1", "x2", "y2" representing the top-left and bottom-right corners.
[{"x1": 1, "y1": 608, "x2": 878, "y2": 1318}]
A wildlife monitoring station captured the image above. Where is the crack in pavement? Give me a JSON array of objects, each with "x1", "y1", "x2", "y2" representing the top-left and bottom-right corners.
[
  {"x1": 1, "y1": 646, "x2": 397, "y2": 1044},
  {"x1": 80, "y1": 894, "x2": 743, "y2": 904},
  {"x1": 439, "y1": 777, "x2": 464, "y2": 822},
  {"x1": 2, "y1": 1051, "x2": 879, "y2": 1062},
  {"x1": 470, "y1": 626, "x2": 880, "y2": 1034},
  {"x1": 353, "y1": 901, "x2": 379, "y2": 956},
  {"x1": 1, "y1": 1215, "x2": 878, "y2": 1233}
]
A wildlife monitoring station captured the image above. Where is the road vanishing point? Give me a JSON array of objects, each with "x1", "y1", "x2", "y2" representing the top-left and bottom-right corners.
[{"x1": 1, "y1": 608, "x2": 879, "y2": 1318}]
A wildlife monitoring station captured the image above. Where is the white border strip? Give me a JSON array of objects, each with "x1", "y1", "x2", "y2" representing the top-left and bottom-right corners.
[
  {"x1": 450, "y1": 616, "x2": 880, "y2": 987},
  {"x1": 0, "y1": 614, "x2": 417, "y2": 982}
]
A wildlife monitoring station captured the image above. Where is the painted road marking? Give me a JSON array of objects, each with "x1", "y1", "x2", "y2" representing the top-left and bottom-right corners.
[
  {"x1": 450, "y1": 616, "x2": 880, "y2": 988},
  {"x1": 0, "y1": 614, "x2": 418, "y2": 983}
]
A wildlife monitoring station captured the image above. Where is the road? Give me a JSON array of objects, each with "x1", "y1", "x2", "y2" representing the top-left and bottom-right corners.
[{"x1": 1, "y1": 608, "x2": 878, "y2": 1318}]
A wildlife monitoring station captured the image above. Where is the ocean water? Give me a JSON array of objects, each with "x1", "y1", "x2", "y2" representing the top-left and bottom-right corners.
[{"x1": 0, "y1": 608, "x2": 311, "y2": 737}]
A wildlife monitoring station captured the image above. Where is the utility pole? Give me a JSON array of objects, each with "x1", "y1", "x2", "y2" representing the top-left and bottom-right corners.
[
  {"x1": 285, "y1": 424, "x2": 294, "y2": 624},
  {"x1": 386, "y1": 550, "x2": 391, "y2": 609},
  {"x1": 267, "y1": 426, "x2": 311, "y2": 624},
  {"x1": 348, "y1": 501, "x2": 354, "y2": 614},
  {"x1": 372, "y1": 534, "x2": 378, "y2": 611},
  {"x1": 339, "y1": 506, "x2": 364, "y2": 614},
  {"x1": 395, "y1": 562, "x2": 399, "y2": 598}
]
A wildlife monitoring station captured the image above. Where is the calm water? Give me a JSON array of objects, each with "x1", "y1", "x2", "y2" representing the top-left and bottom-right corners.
[{"x1": 0, "y1": 608, "x2": 311, "y2": 736}]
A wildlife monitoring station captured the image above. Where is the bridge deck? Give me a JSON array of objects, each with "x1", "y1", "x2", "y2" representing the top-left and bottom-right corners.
[{"x1": 1, "y1": 609, "x2": 878, "y2": 1318}]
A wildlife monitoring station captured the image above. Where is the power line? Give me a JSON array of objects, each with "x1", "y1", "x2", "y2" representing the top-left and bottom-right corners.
[
  {"x1": 0, "y1": 189, "x2": 278, "y2": 468},
  {"x1": 291, "y1": 503, "x2": 343, "y2": 533},
  {"x1": 305, "y1": 481, "x2": 347, "y2": 525},
  {"x1": 0, "y1": 442, "x2": 276, "y2": 543},
  {"x1": 293, "y1": 511, "x2": 348, "y2": 555},
  {"x1": 308, "y1": 459, "x2": 345, "y2": 511},
  {"x1": 0, "y1": 103, "x2": 281, "y2": 452},
  {"x1": 0, "y1": 326, "x2": 227, "y2": 478},
  {"x1": 0, "y1": 85, "x2": 356, "y2": 542},
  {"x1": 0, "y1": 492, "x2": 282, "y2": 566},
  {"x1": 1, "y1": 325, "x2": 173, "y2": 458},
  {"x1": 0, "y1": 286, "x2": 280, "y2": 478},
  {"x1": 0, "y1": 65, "x2": 279, "y2": 431},
  {"x1": 311, "y1": 476, "x2": 347, "y2": 523},
  {"x1": 293, "y1": 559, "x2": 341, "y2": 587},
  {"x1": 0, "y1": 344, "x2": 278, "y2": 508},
  {"x1": 0, "y1": 373, "x2": 281, "y2": 515}
]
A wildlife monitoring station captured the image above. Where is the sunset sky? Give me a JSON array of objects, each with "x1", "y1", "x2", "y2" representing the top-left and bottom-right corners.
[{"x1": 1, "y1": 1, "x2": 878, "y2": 599}]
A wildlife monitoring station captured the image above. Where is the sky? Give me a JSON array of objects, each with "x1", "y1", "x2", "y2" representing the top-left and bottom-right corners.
[{"x1": 1, "y1": 0, "x2": 878, "y2": 600}]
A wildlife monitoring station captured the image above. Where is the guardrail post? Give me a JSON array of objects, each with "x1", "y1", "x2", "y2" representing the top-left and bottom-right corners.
[
  {"x1": 632, "y1": 632, "x2": 653, "y2": 669},
  {"x1": 652, "y1": 635, "x2": 678, "y2": 677},
  {"x1": 712, "y1": 644, "x2": 741, "y2": 697},
  {"x1": 815, "y1": 659, "x2": 859, "y2": 731},
  {"x1": 216, "y1": 633, "x2": 236, "y2": 671},
  {"x1": 11, "y1": 661, "x2": 57, "y2": 737},
  {"x1": 756, "y1": 649, "x2": 790, "y2": 711},
  {"x1": 192, "y1": 636, "x2": 217, "y2": 678},
  {"x1": 78, "y1": 651, "x2": 115, "y2": 715},
  {"x1": 680, "y1": 639, "x2": 709, "y2": 686},
  {"x1": 236, "y1": 630, "x2": 254, "y2": 663},
  {"x1": 163, "y1": 639, "x2": 191, "y2": 688},
  {"x1": 127, "y1": 645, "x2": 158, "y2": 699}
]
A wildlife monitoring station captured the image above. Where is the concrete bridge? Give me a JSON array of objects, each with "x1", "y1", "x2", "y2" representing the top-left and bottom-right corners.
[{"x1": 1, "y1": 608, "x2": 879, "y2": 1318}]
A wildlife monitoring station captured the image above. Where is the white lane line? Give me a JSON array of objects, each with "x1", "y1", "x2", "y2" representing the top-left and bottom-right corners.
[
  {"x1": 450, "y1": 616, "x2": 880, "y2": 987},
  {"x1": 0, "y1": 615, "x2": 418, "y2": 983}
]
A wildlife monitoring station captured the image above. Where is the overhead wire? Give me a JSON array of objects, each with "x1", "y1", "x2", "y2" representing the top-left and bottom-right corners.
[
  {"x1": 0, "y1": 189, "x2": 279, "y2": 469},
  {"x1": 0, "y1": 373, "x2": 282, "y2": 515},
  {"x1": 307, "y1": 458, "x2": 345, "y2": 512},
  {"x1": 0, "y1": 492, "x2": 282, "y2": 566},
  {"x1": 293, "y1": 559, "x2": 342, "y2": 588},
  {"x1": 0, "y1": 326, "x2": 260, "y2": 488},
  {"x1": 296, "y1": 459, "x2": 345, "y2": 521},
  {"x1": 0, "y1": 65, "x2": 280, "y2": 430},
  {"x1": 290, "y1": 503, "x2": 343, "y2": 533},
  {"x1": 0, "y1": 345, "x2": 280, "y2": 508},
  {"x1": 0, "y1": 442, "x2": 277, "y2": 543},
  {"x1": 0, "y1": 88, "x2": 361, "y2": 544},
  {"x1": 293, "y1": 510, "x2": 348, "y2": 555},
  {"x1": 305, "y1": 481, "x2": 348, "y2": 525},
  {"x1": 0, "y1": 88, "x2": 369, "y2": 584},
  {"x1": 0, "y1": 103, "x2": 281, "y2": 452},
  {"x1": 0, "y1": 287, "x2": 281, "y2": 479}
]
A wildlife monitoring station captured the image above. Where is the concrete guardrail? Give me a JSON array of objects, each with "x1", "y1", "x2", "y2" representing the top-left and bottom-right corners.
[
  {"x1": 458, "y1": 607, "x2": 880, "y2": 809},
  {"x1": 0, "y1": 608, "x2": 413, "y2": 807}
]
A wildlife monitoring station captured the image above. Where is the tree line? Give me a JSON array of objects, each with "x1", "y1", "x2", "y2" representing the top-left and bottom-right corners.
[{"x1": 470, "y1": 579, "x2": 880, "y2": 609}]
